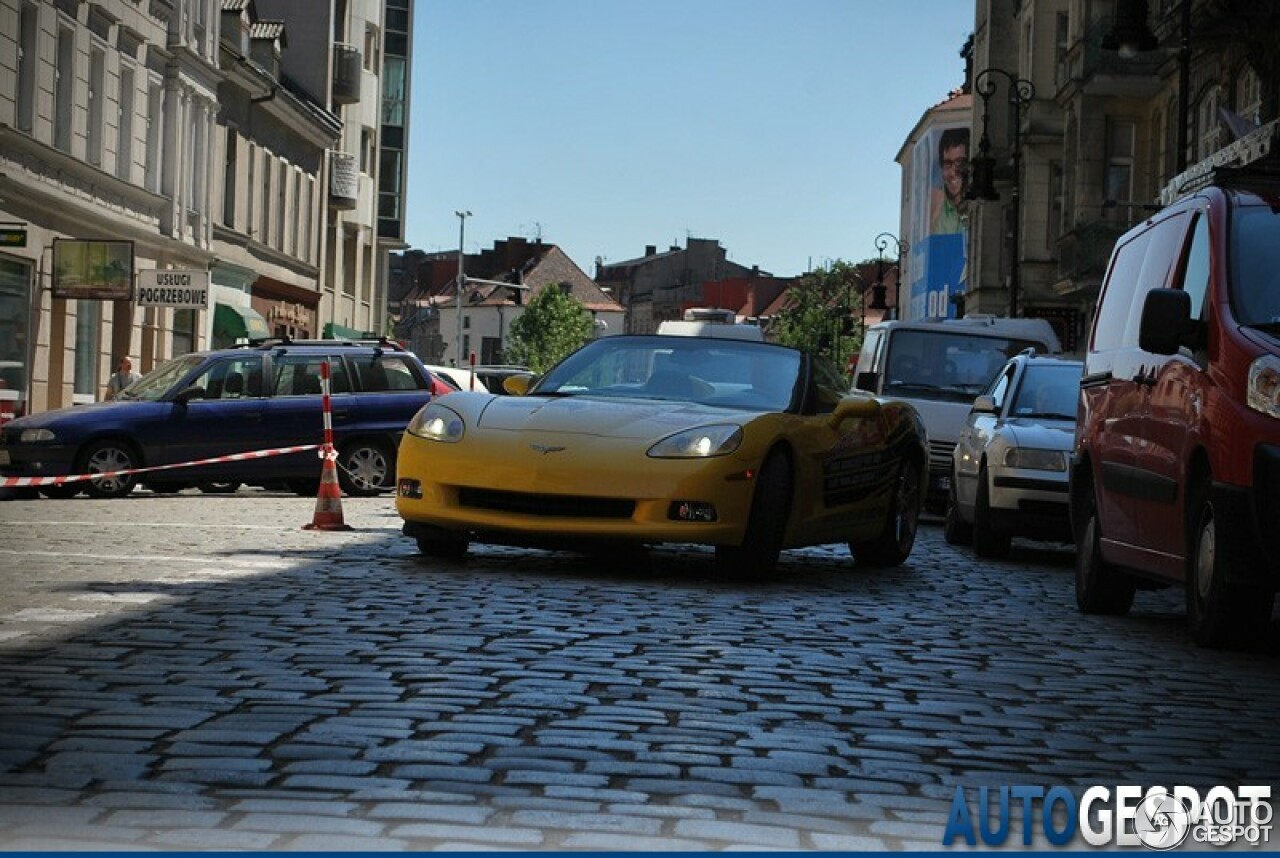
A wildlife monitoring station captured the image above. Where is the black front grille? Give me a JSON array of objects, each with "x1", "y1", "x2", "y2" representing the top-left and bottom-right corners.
[{"x1": 458, "y1": 487, "x2": 635, "y2": 519}]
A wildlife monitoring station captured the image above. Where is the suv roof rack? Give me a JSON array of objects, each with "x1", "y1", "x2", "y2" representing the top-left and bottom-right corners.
[
  {"x1": 1158, "y1": 118, "x2": 1280, "y2": 205},
  {"x1": 243, "y1": 336, "x2": 406, "y2": 352}
]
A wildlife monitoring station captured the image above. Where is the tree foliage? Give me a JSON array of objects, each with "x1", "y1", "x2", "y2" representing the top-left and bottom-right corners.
[
  {"x1": 770, "y1": 260, "x2": 865, "y2": 370},
  {"x1": 505, "y1": 284, "x2": 595, "y2": 373}
]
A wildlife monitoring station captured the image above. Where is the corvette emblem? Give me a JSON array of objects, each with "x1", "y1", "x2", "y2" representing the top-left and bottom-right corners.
[{"x1": 530, "y1": 444, "x2": 566, "y2": 455}]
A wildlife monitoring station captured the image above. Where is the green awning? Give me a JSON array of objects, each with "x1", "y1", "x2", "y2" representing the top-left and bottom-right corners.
[
  {"x1": 323, "y1": 322, "x2": 375, "y2": 340},
  {"x1": 213, "y1": 303, "x2": 271, "y2": 343}
]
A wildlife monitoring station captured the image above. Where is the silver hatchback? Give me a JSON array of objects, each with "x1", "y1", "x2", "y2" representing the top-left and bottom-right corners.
[{"x1": 945, "y1": 352, "x2": 1083, "y2": 557}]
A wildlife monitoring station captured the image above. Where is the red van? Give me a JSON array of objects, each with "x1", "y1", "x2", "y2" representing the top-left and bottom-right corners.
[{"x1": 1070, "y1": 121, "x2": 1280, "y2": 648}]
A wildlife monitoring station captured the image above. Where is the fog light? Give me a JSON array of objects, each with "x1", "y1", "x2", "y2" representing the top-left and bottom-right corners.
[
  {"x1": 398, "y1": 478, "x2": 422, "y2": 499},
  {"x1": 670, "y1": 501, "x2": 717, "y2": 522}
]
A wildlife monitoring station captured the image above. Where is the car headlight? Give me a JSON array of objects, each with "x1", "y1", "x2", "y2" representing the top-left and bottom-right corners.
[
  {"x1": 406, "y1": 402, "x2": 465, "y2": 442},
  {"x1": 647, "y1": 424, "x2": 743, "y2": 458},
  {"x1": 19, "y1": 428, "x2": 55, "y2": 443},
  {"x1": 1247, "y1": 354, "x2": 1280, "y2": 419},
  {"x1": 1003, "y1": 446, "x2": 1066, "y2": 471}
]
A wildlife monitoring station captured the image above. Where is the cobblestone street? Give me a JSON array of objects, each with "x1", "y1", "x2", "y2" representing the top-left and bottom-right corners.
[{"x1": 0, "y1": 491, "x2": 1276, "y2": 850}]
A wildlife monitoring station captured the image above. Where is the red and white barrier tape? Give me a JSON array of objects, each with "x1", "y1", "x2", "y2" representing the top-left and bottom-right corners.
[{"x1": 0, "y1": 443, "x2": 321, "y2": 488}]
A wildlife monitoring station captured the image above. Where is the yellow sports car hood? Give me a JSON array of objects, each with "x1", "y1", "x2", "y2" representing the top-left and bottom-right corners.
[{"x1": 477, "y1": 394, "x2": 756, "y2": 438}]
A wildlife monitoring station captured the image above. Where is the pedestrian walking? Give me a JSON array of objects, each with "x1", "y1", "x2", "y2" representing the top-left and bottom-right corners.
[{"x1": 105, "y1": 356, "x2": 142, "y2": 400}]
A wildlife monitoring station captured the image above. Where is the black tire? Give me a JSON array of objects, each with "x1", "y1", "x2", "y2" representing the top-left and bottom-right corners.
[
  {"x1": 943, "y1": 476, "x2": 972, "y2": 546},
  {"x1": 286, "y1": 478, "x2": 320, "y2": 497},
  {"x1": 715, "y1": 450, "x2": 793, "y2": 580},
  {"x1": 971, "y1": 464, "x2": 1011, "y2": 558},
  {"x1": 197, "y1": 481, "x2": 240, "y2": 494},
  {"x1": 415, "y1": 534, "x2": 469, "y2": 561},
  {"x1": 1186, "y1": 480, "x2": 1273, "y2": 648},
  {"x1": 852, "y1": 456, "x2": 923, "y2": 567},
  {"x1": 337, "y1": 441, "x2": 394, "y2": 497},
  {"x1": 39, "y1": 483, "x2": 81, "y2": 499},
  {"x1": 1075, "y1": 483, "x2": 1135, "y2": 615},
  {"x1": 79, "y1": 440, "x2": 139, "y2": 499}
]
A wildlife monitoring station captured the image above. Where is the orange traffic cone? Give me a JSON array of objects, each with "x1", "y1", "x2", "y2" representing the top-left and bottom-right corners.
[{"x1": 304, "y1": 448, "x2": 352, "y2": 531}]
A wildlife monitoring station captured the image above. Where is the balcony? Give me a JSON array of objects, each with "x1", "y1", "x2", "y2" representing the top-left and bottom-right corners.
[
  {"x1": 328, "y1": 151, "x2": 358, "y2": 210},
  {"x1": 332, "y1": 43, "x2": 361, "y2": 106},
  {"x1": 1055, "y1": 219, "x2": 1126, "y2": 293},
  {"x1": 1059, "y1": 17, "x2": 1165, "y2": 100}
]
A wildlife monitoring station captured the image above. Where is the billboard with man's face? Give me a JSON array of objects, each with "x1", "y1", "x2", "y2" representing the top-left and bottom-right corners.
[{"x1": 905, "y1": 124, "x2": 970, "y2": 319}]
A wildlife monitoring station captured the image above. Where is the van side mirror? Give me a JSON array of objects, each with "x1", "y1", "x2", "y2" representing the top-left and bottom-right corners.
[
  {"x1": 1138, "y1": 288, "x2": 1192, "y2": 356},
  {"x1": 854, "y1": 370, "x2": 879, "y2": 392},
  {"x1": 971, "y1": 394, "x2": 997, "y2": 414}
]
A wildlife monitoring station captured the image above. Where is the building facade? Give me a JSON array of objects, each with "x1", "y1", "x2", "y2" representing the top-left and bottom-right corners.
[{"x1": 962, "y1": 0, "x2": 1279, "y2": 354}]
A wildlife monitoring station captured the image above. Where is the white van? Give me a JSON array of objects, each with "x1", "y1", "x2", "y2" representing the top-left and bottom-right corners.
[{"x1": 852, "y1": 315, "x2": 1062, "y2": 511}]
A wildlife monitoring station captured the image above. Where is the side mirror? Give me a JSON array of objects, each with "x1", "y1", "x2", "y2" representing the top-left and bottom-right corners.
[
  {"x1": 853, "y1": 370, "x2": 880, "y2": 392},
  {"x1": 503, "y1": 374, "x2": 534, "y2": 396},
  {"x1": 971, "y1": 394, "x2": 997, "y2": 415},
  {"x1": 174, "y1": 385, "x2": 206, "y2": 405},
  {"x1": 1139, "y1": 288, "x2": 1193, "y2": 355},
  {"x1": 827, "y1": 396, "x2": 882, "y2": 429}
]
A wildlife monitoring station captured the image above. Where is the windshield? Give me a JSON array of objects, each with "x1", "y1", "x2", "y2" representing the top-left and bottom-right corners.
[
  {"x1": 1230, "y1": 203, "x2": 1280, "y2": 329},
  {"x1": 1008, "y1": 363, "x2": 1083, "y2": 420},
  {"x1": 533, "y1": 335, "x2": 804, "y2": 412},
  {"x1": 118, "y1": 354, "x2": 206, "y2": 401},
  {"x1": 884, "y1": 330, "x2": 1048, "y2": 402}
]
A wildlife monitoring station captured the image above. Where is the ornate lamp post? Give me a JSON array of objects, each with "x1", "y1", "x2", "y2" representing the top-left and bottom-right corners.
[
  {"x1": 966, "y1": 68, "x2": 1034, "y2": 318},
  {"x1": 454, "y1": 209, "x2": 471, "y2": 366},
  {"x1": 1103, "y1": 0, "x2": 1190, "y2": 173},
  {"x1": 873, "y1": 232, "x2": 907, "y2": 320}
]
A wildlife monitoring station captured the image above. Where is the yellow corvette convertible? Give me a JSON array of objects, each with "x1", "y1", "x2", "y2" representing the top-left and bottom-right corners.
[{"x1": 396, "y1": 334, "x2": 927, "y2": 577}]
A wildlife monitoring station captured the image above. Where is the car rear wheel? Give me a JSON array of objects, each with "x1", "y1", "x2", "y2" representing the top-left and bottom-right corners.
[
  {"x1": 943, "y1": 477, "x2": 972, "y2": 546},
  {"x1": 197, "y1": 481, "x2": 240, "y2": 494},
  {"x1": 80, "y1": 440, "x2": 139, "y2": 499},
  {"x1": 1075, "y1": 482, "x2": 1135, "y2": 615},
  {"x1": 1186, "y1": 480, "x2": 1273, "y2": 648},
  {"x1": 337, "y1": 441, "x2": 394, "y2": 496},
  {"x1": 971, "y1": 464, "x2": 1010, "y2": 558},
  {"x1": 715, "y1": 449, "x2": 792, "y2": 580},
  {"x1": 852, "y1": 456, "x2": 923, "y2": 567}
]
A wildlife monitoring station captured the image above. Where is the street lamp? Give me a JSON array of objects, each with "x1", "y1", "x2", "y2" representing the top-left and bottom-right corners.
[
  {"x1": 873, "y1": 232, "x2": 907, "y2": 320},
  {"x1": 1103, "y1": 0, "x2": 1190, "y2": 172},
  {"x1": 454, "y1": 209, "x2": 470, "y2": 366},
  {"x1": 966, "y1": 67, "x2": 1035, "y2": 318}
]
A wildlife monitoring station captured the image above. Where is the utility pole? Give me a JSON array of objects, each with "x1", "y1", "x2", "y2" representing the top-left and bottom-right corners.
[{"x1": 455, "y1": 210, "x2": 470, "y2": 365}]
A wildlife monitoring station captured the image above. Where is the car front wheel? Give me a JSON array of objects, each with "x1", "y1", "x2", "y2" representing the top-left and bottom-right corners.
[
  {"x1": 80, "y1": 440, "x2": 139, "y2": 499},
  {"x1": 971, "y1": 464, "x2": 1011, "y2": 558},
  {"x1": 715, "y1": 449, "x2": 792, "y2": 580},
  {"x1": 943, "y1": 477, "x2": 972, "y2": 546},
  {"x1": 1186, "y1": 480, "x2": 1273, "y2": 648},
  {"x1": 338, "y1": 441, "x2": 394, "y2": 496}
]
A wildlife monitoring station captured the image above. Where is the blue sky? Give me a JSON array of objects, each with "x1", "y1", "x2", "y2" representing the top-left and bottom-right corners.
[{"x1": 406, "y1": 1, "x2": 973, "y2": 278}]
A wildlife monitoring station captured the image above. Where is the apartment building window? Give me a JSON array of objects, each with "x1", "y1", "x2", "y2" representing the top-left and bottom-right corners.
[
  {"x1": 1047, "y1": 161, "x2": 1063, "y2": 247},
  {"x1": 1053, "y1": 11, "x2": 1069, "y2": 90},
  {"x1": 246, "y1": 144, "x2": 256, "y2": 233},
  {"x1": 276, "y1": 164, "x2": 287, "y2": 253},
  {"x1": 117, "y1": 64, "x2": 135, "y2": 181},
  {"x1": 54, "y1": 27, "x2": 75, "y2": 153},
  {"x1": 223, "y1": 128, "x2": 237, "y2": 228},
  {"x1": 73, "y1": 300, "x2": 102, "y2": 401},
  {"x1": 144, "y1": 73, "x2": 163, "y2": 193},
  {"x1": 1104, "y1": 120, "x2": 1135, "y2": 220},
  {"x1": 190, "y1": 105, "x2": 206, "y2": 214},
  {"x1": 364, "y1": 24, "x2": 379, "y2": 71},
  {"x1": 361, "y1": 128, "x2": 375, "y2": 174},
  {"x1": 16, "y1": 2, "x2": 38, "y2": 132},
  {"x1": 173, "y1": 309, "x2": 196, "y2": 356},
  {"x1": 259, "y1": 157, "x2": 271, "y2": 244},
  {"x1": 1235, "y1": 66, "x2": 1262, "y2": 126},
  {"x1": 379, "y1": 149, "x2": 401, "y2": 220},
  {"x1": 1196, "y1": 85, "x2": 1222, "y2": 161},
  {"x1": 87, "y1": 44, "x2": 105, "y2": 165},
  {"x1": 382, "y1": 56, "x2": 406, "y2": 126},
  {"x1": 300, "y1": 178, "x2": 312, "y2": 264}
]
